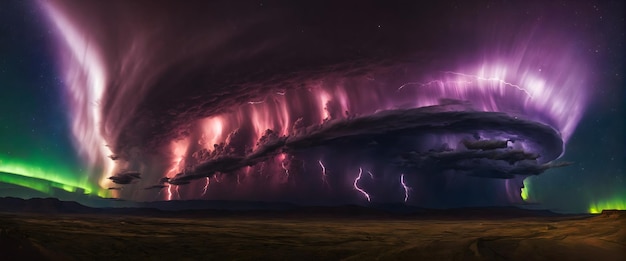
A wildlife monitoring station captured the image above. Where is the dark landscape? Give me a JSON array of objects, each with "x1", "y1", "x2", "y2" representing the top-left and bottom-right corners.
[{"x1": 0, "y1": 198, "x2": 624, "y2": 260}]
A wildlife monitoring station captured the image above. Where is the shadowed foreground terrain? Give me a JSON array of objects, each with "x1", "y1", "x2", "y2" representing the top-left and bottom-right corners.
[{"x1": 0, "y1": 209, "x2": 624, "y2": 260}]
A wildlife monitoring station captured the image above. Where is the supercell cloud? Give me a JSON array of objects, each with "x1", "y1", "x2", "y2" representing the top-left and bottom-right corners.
[{"x1": 42, "y1": 0, "x2": 591, "y2": 206}]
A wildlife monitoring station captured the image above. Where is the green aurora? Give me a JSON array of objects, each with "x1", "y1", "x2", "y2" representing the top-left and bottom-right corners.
[
  {"x1": 588, "y1": 193, "x2": 626, "y2": 214},
  {"x1": 0, "y1": 158, "x2": 109, "y2": 198},
  {"x1": 0, "y1": 1, "x2": 108, "y2": 201},
  {"x1": 523, "y1": 176, "x2": 626, "y2": 213},
  {"x1": 520, "y1": 178, "x2": 530, "y2": 202}
]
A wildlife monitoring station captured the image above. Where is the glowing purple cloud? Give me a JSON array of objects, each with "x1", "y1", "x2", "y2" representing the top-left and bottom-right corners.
[{"x1": 40, "y1": 1, "x2": 590, "y2": 206}]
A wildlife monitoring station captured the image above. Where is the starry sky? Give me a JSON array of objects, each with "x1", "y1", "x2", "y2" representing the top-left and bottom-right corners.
[
  {"x1": 520, "y1": 1, "x2": 625, "y2": 213},
  {"x1": 0, "y1": 0, "x2": 623, "y2": 213},
  {"x1": 0, "y1": 1, "x2": 108, "y2": 199}
]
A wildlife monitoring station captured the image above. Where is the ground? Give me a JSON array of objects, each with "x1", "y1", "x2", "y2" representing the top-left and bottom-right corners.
[{"x1": 0, "y1": 211, "x2": 624, "y2": 260}]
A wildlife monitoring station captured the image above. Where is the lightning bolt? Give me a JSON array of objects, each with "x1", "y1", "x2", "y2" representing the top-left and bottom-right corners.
[
  {"x1": 397, "y1": 79, "x2": 476, "y2": 92},
  {"x1": 281, "y1": 161, "x2": 289, "y2": 179},
  {"x1": 397, "y1": 80, "x2": 444, "y2": 92},
  {"x1": 396, "y1": 71, "x2": 531, "y2": 99},
  {"x1": 248, "y1": 100, "x2": 264, "y2": 105},
  {"x1": 201, "y1": 177, "x2": 210, "y2": 197},
  {"x1": 443, "y1": 71, "x2": 534, "y2": 98},
  {"x1": 367, "y1": 170, "x2": 375, "y2": 179},
  {"x1": 166, "y1": 183, "x2": 173, "y2": 201},
  {"x1": 174, "y1": 185, "x2": 180, "y2": 200},
  {"x1": 353, "y1": 167, "x2": 371, "y2": 202},
  {"x1": 400, "y1": 174, "x2": 411, "y2": 203},
  {"x1": 318, "y1": 160, "x2": 328, "y2": 186}
]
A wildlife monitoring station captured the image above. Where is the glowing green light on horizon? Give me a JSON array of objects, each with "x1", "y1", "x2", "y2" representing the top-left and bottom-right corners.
[
  {"x1": 521, "y1": 178, "x2": 530, "y2": 201},
  {"x1": 0, "y1": 173, "x2": 52, "y2": 194},
  {"x1": 588, "y1": 195, "x2": 626, "y2": 214},
  {"x1": 0, "y1": 159, "x2": 109, "y2": 198}
]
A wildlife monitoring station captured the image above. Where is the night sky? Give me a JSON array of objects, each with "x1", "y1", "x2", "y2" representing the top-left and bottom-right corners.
[
  {"x1": 0, "y1": 0, "x2": 623, "y2": 213},
  {"x1": 0, "y1": 1, "x2": 107, "y2": 198}
]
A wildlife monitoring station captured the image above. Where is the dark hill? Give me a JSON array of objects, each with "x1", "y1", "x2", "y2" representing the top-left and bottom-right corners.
[{"x1": 0, "y1": 197, "x2": 582, "y2": 219}]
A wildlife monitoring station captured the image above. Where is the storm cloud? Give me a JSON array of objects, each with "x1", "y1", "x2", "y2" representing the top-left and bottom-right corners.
[
  {"x1": 108, "y1": 171, "x2": 140, "y2": 185},
  {"x1": 43, "y1": 0, "x2": 591, "y2": 206}
]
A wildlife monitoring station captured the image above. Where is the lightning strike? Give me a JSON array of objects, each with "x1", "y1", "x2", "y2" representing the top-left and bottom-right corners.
[
  {"x1": 201, "y1": 177, "x2": 210, "y2": 197},
  {"x1": 166, "y1": 183, "x2": 173, "y2": 201},
  {"x1": 281, "y1": 159, "x2": 290, "y2": 179},
  {"x1": 400, "y1": 174, "x2": 411, "y2": 202},
  {"x1": 318, "y1": 160, "x2": 328, "y2": 186},
  {"x1": 443, "y1": 71, "x2": 534, "y2": 98},
  {"x1": 354, "y1": 167, "x2": 371, "y2": 202},
  {"x1": 174, "y1": 185, "x2": 180, "y2": 200},
  {"x1": 397, "y1": 80, "x2": 444, "y2": 92}
]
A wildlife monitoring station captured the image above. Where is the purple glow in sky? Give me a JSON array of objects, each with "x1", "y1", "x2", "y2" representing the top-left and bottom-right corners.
[{"x1": 39, "y1": 0, "x2": 595, "y2": 207}]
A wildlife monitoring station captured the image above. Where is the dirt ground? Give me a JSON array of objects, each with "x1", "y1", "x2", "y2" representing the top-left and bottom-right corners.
[{"x1": 1, "y1": 211, "x2": 624, "y2": 260}]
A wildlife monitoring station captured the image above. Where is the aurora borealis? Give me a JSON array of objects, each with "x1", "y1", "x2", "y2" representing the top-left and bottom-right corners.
[
  {"x1": 0, "y1": 1, "x2": 623, "y2": 213},
  {"x1": 0, "y1": 1, "x2": 110, "y2": 200}
]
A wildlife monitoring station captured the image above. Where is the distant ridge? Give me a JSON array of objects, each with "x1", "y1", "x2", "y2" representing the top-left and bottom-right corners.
[
  {"x1": 0, "y1": 197, "x2": 583, "y2": 218},
  {"x1": 0, "y1": 197, "x2": 93, "y2": 214}
]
